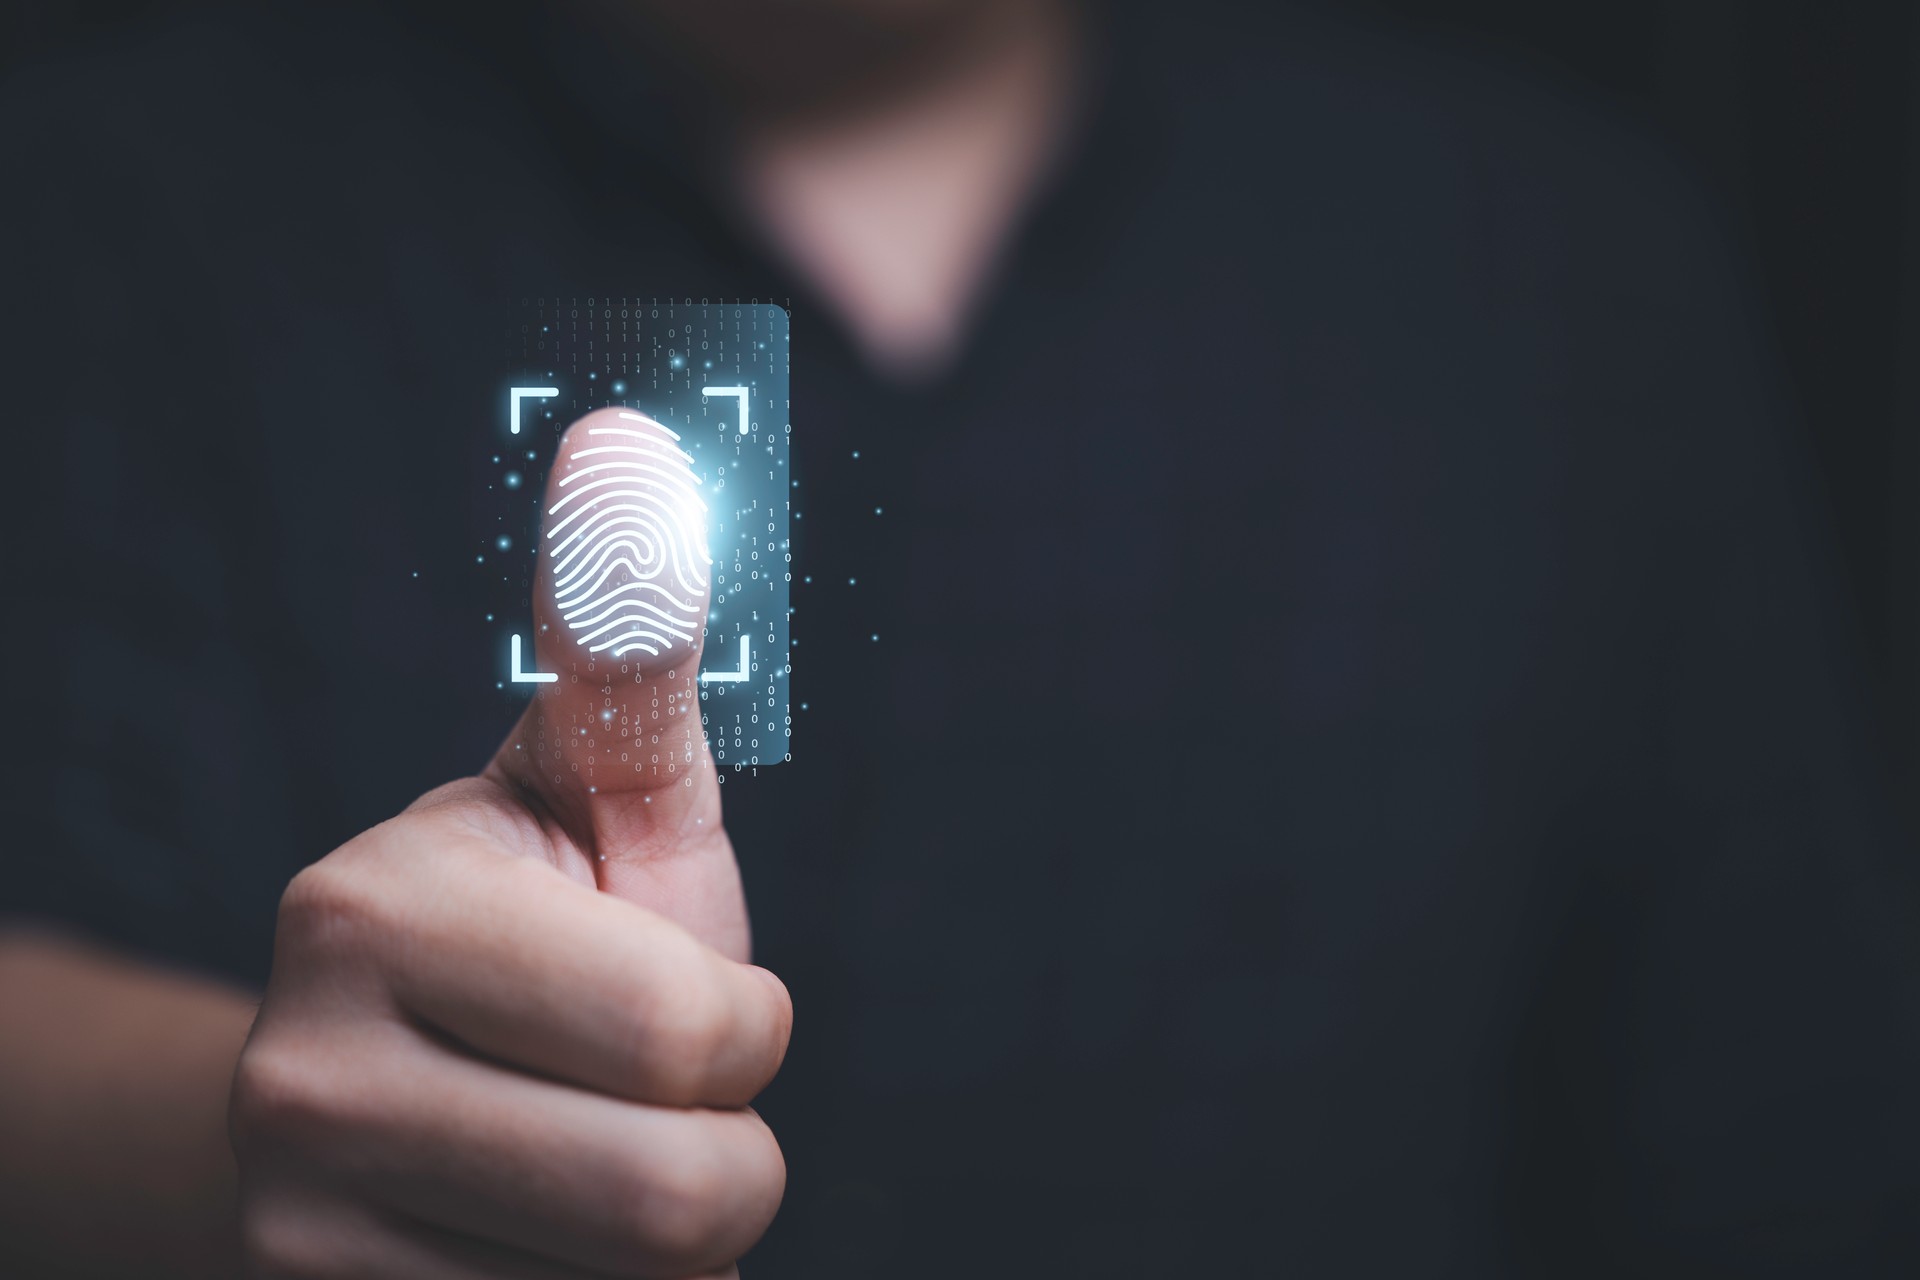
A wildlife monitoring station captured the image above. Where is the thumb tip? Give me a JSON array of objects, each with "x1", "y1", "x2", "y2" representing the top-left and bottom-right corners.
[{"x1": 535, "y1": 407, "x2": 713, "y2": 678}]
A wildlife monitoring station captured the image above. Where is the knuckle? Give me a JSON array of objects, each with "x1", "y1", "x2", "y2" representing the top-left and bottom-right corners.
[
  {"x1": 239, "y1": 1201, "x2": 336, "y2": 1279},
  {"x1": 759, "y1": 969, "x2": 795, "y2": 1067},
  {"x1": 637, "y1": 954, "x2": 731, "y2": 1094},
  {"x1": 230, "y1": 1041, "x2": 330, "y2": 1151},
  {"x1": 743, "y1": 1114, "x2": 790, "y2": 1228},
  {"x1": 622, "y1": 1122, "x2": 785, "y2": 1271},
  {"x1": 275, "y1": 857, "x2": 384, "y2": 954},
  {"x1": 629, "y1": 1150, "x2": 736, "y2": 1267}
]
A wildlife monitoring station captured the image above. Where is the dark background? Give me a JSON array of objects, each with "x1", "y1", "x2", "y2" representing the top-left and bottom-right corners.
[
  {"x1": 1324, "y1": 1, "x2": 1920, "y2": 828},
  {"x1": 7, "y1": 0, "x2": 1918, "y2": 815}
]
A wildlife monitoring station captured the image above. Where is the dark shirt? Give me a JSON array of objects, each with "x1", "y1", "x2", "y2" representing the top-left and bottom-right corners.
[{"x1": 4, "y1": 3, "x2": 1917, "y2": 1274}]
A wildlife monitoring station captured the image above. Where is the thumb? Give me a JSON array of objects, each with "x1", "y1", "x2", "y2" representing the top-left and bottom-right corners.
[{"x1": 487, "y1": 406, "x2": 745, "y2": 956}]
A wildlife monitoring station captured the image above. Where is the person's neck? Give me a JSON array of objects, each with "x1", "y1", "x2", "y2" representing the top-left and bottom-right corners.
[{"x1": 733, "y1": 1, "x2": 1082, "y2": 381}]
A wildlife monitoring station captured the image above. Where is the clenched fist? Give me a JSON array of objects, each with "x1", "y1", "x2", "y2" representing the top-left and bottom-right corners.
[{"x1": 231, "y1": 409, "x2": 789, "y2": 1279}]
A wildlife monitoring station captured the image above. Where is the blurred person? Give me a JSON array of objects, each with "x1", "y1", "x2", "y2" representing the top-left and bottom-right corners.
[{"x1": 2, "y1": 1, "x2": 1918, "y2": 1276}]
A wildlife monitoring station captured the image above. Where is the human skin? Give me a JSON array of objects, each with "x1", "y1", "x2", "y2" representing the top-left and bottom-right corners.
[
  {"x1": 0, "y1": 2, "x2": 1073, "y2": 1272},
  {"x1": 224, "y1": 409, "x2": 791, "y2": 1278},
  {"x1": 0, "y1": 929, "x2": 256, "y2": 1278},
  {"x1": 572, "y1": 0, "x2": 1078, "y2": 374},
  {"x1": 1, "y1": 411, "x2": 791, "y2": 1280}
]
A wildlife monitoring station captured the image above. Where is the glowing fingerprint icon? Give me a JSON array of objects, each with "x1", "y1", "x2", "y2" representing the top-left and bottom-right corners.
[{"x1": 546, "y1": 412, "x2": 710, "y2": 659}]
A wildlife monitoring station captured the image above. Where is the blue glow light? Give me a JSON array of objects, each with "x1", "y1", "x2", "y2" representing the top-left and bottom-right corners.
[
  {"x1": 699, "y1": 635, "x2": 751, "y2": 684},
  {"x1": 509, "y1": 633, "x2": 557, "y2": 684},
  {"x1": 509, "y1": 387, "x2": 558, "y2": 435},
  {"x1": 703, "y1": 386, "x2": 750, "y2": 435},
  {"x1": 496, "y1": 299, "x2": 791, "y2": 765},
  {"x1": 547, "y1": 413, "x2": 710, "y2": 659}
]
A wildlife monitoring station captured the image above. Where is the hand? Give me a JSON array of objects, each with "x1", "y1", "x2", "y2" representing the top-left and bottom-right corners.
[{"x1": 231, "y1": 408, "x2": 790, "y2": 1279}]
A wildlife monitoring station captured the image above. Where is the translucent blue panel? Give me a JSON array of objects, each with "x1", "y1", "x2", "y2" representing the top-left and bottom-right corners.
[{"x1": 498, "y1": 298, "x2": 791, "y2": 766}]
